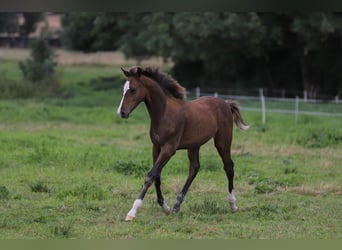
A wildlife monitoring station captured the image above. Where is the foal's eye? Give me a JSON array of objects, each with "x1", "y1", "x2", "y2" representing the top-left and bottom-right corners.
[{"x1": 130, "y1": 88, "x2": 137, "y2": 95}]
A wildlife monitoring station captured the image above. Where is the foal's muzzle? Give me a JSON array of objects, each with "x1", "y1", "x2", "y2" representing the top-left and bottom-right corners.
[
  {"x1": 119, "y1": 110, "x2": 130, "y2": 119},
  {"x1": 117, "y1": 106, "x2": 130, "y2": 119}
]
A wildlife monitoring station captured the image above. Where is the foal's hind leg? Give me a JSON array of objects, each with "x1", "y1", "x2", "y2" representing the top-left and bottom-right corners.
[
  {"x1": 214, "y1": 133, "x2": 238, "y2": 213},
  {"x1": 172, "y1": 147, "x2": 200, "y2": 213},
  {"x1": 155, "y1": 177, "x2": 171, "y2": 214}
]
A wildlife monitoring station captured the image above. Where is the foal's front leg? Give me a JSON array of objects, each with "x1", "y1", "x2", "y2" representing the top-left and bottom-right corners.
[
  {"x1": 125, "y1": 145, "x2": 175, "y2": 221},
  {"x1": 152, "y1": 145, "x2": 171, "y2": 214}
]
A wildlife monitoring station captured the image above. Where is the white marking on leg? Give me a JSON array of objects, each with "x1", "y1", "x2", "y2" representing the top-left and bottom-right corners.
[
  {"x1": 125, "y1": 199, "x2": 142, "y2": 221},
  {"x1": 162, "y1": 201, "x2": 171, "y2": 214},
  {"x1": 117, "y1": 80, "x2": 130, "y2": 116},
  {"x1": 228, "y1": 190, "x2": 238, "y2": 213}
]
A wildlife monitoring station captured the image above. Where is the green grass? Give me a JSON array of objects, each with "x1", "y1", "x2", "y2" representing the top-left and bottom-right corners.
[
  {"x1": 0, "y1": 60, "x2": 24, "y2": 81},
  {"x1": 60, "y1": 64, "x2": 122, "y2": 85},
  {"x1": 0, "y1": 60, "x2": 341, "y2": 239}
]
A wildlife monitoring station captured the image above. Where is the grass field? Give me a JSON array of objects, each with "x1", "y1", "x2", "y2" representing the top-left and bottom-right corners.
[{"x1": 0, "y1": 57, "x2": 341, "y2": 239}]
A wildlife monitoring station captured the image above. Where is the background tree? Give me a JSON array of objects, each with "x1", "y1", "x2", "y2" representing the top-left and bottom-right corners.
[
  {"x1": 60, "y1": 12, "x2": 342, "y2": 98},
  {"x1": 19, "y1": 35, "x2": 58, "y2": 84},
  {"x1": 61, "y1": 12, "x2": 125, "y2": 52},
  {"x1": 0, "y1": 13, "x2": 18, "y2": 33},
  {"x1": 61, "y1": 13, "x2": 97, "y2": 52},
  {"x1": 290, "y1": 13, "x2": 338, "y2": 98},
  {"x1": 19, "y1": 13, "x2": 43, "y2": 37}
]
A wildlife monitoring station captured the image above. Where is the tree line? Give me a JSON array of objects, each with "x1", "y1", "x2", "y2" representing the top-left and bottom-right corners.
[{"x1": 1, "y1": 12, "x2": 342, "y2": 99}]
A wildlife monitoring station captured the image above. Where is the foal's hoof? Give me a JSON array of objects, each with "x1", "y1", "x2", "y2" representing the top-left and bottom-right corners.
[
  {"x1": 164, "y1": 207, "x2": 172, "y2": 215},
  {"x1": 125, "y1": 214, "x2": 135, "y2": 221},
  {"x1": 230, "y1": 205, "x2": 238, "y2": 213},
  {"x1": 172, "y1": 208, "x2": 180, "y2": 214},
  {"x1": 162, "y1": 203, "x2": 172, "y2": 215}
]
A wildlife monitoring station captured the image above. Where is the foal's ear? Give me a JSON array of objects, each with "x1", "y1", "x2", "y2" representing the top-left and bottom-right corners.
[
  {"x1": 121, "y1": 67, "x2": 130, "y2": 77},
  {"x1": 136, "y1": 67, "x2": 142, "y2": 77}
]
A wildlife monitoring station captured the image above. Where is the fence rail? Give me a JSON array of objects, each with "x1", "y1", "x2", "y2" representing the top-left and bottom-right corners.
[{"x1": 187, "y1": 87, "x2": 342, "y2": 123}]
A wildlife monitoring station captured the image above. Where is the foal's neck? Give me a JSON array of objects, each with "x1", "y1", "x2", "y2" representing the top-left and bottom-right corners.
[{"x1": 143, "y1": 79, "x2": 167, "y2": 122}]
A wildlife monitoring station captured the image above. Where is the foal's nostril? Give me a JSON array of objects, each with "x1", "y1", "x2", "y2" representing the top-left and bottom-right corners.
[{"x1": 120, "y1": 110, "x2": 129, "y2": 119}]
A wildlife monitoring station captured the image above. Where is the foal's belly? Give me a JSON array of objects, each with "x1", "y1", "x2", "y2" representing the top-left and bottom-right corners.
[
  {"x1": 176, "y1": 97, "x2": 228, "y2": 149},
  {"x1": 177, "y1": 116, "x2": 218, "y2": 149},
  {"x1": 177, "y1": 134, "x2": 213, "y2": 150}
]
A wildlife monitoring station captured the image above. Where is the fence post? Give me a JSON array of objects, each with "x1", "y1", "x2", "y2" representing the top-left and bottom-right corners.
[
  {"x1": 335, "y1": 95, "x2": 339, "y2": 104},
  {"x1": 303, "y1": 90, "x2": 308, "y2": 102},
  {"x1": 260, "y1": 88, "x2": 266, "y2": 124},
  {"x1": 214, "y1": 92, "x2": 218, "y2": 97},
  {"x1": 196, "y1": 87, "x2": 200, "y2": 99},
  {"x1": 295, "y1": 96, "x2": 299, "y2": 122}
]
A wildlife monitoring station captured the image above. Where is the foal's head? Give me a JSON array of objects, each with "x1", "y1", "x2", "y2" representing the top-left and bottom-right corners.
[
  {"x1": 117, "y1": 67, "x2": 147, "y2": 119},
  {"x1": 117, "y1": 66, "x2": 186, "y2": 119}
]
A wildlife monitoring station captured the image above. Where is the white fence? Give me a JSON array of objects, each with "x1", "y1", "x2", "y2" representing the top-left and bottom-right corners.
[{"x1": 187, "y1": 87, "x2": 342, "y2": 124}]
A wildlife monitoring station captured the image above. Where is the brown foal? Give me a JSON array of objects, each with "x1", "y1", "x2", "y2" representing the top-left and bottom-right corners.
[{"x1": 117, "y1": 66, "x2": 249, "y2": 221}]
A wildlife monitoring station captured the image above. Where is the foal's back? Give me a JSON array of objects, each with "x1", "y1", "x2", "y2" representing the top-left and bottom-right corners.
[{"x1": 177, "y1": 96, "x2": 233, "y2": 149}]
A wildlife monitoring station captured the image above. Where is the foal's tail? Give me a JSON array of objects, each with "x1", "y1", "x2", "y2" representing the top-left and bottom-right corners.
[{"x1": 226, "y1": 100, "x2": 249, "y2": 131}]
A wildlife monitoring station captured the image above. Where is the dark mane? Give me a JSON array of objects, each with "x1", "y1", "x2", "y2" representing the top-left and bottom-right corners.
[{"x1": 129, "y1": 67, "x2": 186, "y2": 100}]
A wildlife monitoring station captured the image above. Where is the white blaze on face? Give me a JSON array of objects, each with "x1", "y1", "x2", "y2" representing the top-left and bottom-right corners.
[{"x1": 117, "y1": 80, "x2": 130, "y2": 115}]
